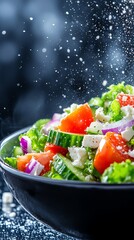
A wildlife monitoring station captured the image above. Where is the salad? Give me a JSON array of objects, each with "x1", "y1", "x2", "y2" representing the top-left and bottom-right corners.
[{"x1": 3, "y1": 81, "x2": 134, "y2": 183}]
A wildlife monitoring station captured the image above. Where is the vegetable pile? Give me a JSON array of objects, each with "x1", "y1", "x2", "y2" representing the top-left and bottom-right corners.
[{"x1": 4, "y1": 82, "x2": 134, "y2": 183}]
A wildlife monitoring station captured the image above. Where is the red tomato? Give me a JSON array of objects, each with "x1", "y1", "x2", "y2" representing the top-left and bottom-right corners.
[
  {"x1": 93, "y1": 132, "x2": 133, "y2": 174},
  {"x1": 116, "y1": 93, "x2": 134, "y2": 107},
  {"x1": 57, "y1": 103, "x2": 94, "y2": 134},
  {"x1": 44, "y1": 143, "x2": 68, "y2": 156},
  {"x1": 17, "y1": 151, "x2": 55, "y2": 174}
]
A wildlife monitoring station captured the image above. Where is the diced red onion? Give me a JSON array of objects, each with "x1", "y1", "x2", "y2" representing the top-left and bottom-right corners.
[
  {"x1": 102, "y1": 118, "x2": 134, "y2": 135},
  {"x1": 20, "y1": 136, "x2": 32, "y2": 154},
  {"x1": 25, "y1": 157, "x2": 44, "y2": 176}
]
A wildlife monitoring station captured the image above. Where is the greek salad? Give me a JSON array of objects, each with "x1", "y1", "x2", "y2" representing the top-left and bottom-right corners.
[{"x1": 4, "y1": 82, "x2": 134, "y2": 183}]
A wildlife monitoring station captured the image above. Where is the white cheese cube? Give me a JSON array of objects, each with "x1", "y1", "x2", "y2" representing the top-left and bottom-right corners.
[
  {"x1": 95, "y1": 107, "x2": 110, "y2": 122},
  {"x1": 86, "y1": 121, "x2": 104, "y2": 134},
  {"x1": 121, "y1": 127, "x2": 134, "y2": 141},
  {"x1": 82, "y1": 134, "x2": 103, "y2": 149}
]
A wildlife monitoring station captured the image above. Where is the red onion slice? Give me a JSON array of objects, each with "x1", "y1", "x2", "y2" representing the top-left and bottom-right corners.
[
  {"x1": 102, "y1": 118, "x2": 134, "y2": 135},
  {"x1": 20, "y1": 136, "x2": 32, "y2": 154},
  {"x1": 25, "y1": 157, "x2": 44, "y2": 176}
]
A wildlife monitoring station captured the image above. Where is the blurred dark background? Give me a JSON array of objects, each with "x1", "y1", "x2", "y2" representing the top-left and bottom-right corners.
[{"x1": 0, "y1": 0, "x2": 133, "y2": 139}]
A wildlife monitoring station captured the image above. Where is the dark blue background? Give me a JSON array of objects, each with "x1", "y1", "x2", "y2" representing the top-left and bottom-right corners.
[
  {"x1": 0, "y1": 1, "x2": 133, "y2": 239},
  {"x1": 0, "y1": 0, "x2": 133, "y2": 139}
]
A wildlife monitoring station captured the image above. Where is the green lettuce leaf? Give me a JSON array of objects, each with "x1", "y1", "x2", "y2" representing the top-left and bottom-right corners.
[
  {"x1": 19, "y1": 118, "x2": 50, "y2": 152},
  {"x1": 101, "y1": 160, "x2": 134, "y2": 183}
]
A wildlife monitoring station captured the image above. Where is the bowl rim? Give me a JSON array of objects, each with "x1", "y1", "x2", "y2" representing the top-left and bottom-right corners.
[{"x1": 1, "y1": 126, "x2": 134, "y2": 189}]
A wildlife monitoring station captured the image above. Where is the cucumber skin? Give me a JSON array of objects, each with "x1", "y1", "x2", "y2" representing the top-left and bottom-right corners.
[
  {"x1": 47, "y1": 130, "x2": 84, "y2": 148},
  {"x1": 53, "y1": 154, "x2": 86, "y2": 181},
  {"x1": 13, "y1": 146, "x2": 23, "y2": 157}
]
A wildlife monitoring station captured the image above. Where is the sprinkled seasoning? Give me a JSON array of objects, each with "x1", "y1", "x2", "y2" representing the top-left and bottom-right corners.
[{"x1": 0, "y1": 180, "x2": 77, "y2": 239}]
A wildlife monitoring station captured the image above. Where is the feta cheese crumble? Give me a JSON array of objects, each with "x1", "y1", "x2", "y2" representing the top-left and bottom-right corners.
[
  {"x1": 68, "y1": 147, "x2": 87, "y2": 169},
  {"x1": 82, "y1": 135, "x2": 103, "y2": 149},
  {"x1": 121, "y1": 127, "x2": 134, "y2": 141},
  {"x1": 95, "y1": 107, "x2": 111, "y2": 122}
]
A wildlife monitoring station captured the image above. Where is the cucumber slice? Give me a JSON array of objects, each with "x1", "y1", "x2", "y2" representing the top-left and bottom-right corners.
[
  {"x1": 53, "y1": 154, "x2": 86, "y2": 181},
  {"x1": 12, "y1": 146, "x2": 23, "y2": 157},
  {"x1": 47, "y1": 130, "x2": 84, "y2": 148}
]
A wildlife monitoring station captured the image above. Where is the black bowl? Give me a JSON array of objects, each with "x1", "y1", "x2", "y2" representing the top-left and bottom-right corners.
[{"x1": 0, "y1": 128, "x2": 134, "y2": 240}]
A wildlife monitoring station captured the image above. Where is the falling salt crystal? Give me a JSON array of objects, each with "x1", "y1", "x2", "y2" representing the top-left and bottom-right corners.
[
  {"x1": 66, "y1": 11, "x2": 69, "y2": 15},
  {"x1": 2, "y1": 192, "x2": 13, "y2": 204},
  {"x1": 2, "y1": 30, "x2": 6, "y2": 35},
  {"x1": 67, "y1": 48, "x2": 70, "y2": 53},
  {"x1": 108, "y1": 15, "x2": 112, "y2": 20},
  {"x1": 23, "y1": 30, "x2": 26, "y2": 33},
  {"x1": 108, "y1": 33, "x2": 112, "y2": 39},
  {"x1": 102, "y1": 80, "x2": 107, "y2": 86},
  {"x1": 2, "y1": 203, "x2": 11, "y2": 214},
  {"x1": 122, "y1": 9, "x2": 126, "y2": 14},
  {"x1": 72, "y1": 37, "x2": 76, "y2": 40},
  {"x1": 96, "y1": 35, "x2": 100, "y2": 40},
  {"x1": 79, "y1": 57, "x2": 83, "y2": 62},
  {"x1": 29, "y1": 17, "x2": 33, "y2": 21},
  {"x1": 42, "y1": 48, "x2": 47, "y2": 53},
  {"x1": 9, "y1": 212, "x2": 16, "y2": 218}
]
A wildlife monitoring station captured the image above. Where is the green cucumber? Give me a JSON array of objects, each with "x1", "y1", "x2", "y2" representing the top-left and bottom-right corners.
[
  {"x1": 53, "y1": 154, "x2": 86, "y2": 181},
  {"x1": 12, "y1": 146, "x2": 23, "y2": 157},
  {"x1": 47, "y1": 130, "x2": 84, "y2": 148}
]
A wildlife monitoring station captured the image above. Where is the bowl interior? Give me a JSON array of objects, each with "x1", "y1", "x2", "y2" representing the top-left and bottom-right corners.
[{"x1": 1, "y1": 128, "x2": 134, "y2": 240}]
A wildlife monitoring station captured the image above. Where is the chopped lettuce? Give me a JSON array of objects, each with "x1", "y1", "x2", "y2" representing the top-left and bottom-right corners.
[
  {"x1": 108, "y1": 99, "x2": 123, "y2": 122},
  {"x1": 82, "y1": 148, "x2": 100, "y2": 181},
  {"x1": 101, "y1": 81, "x2": 134, "y2": 105},
  {"x1": 101, "y1": 160, "x2": 134, "y2": 183},
  {"x1": 89, "y1": 81, "x2": 134, "y2": 122},
  {"x1": 19, "y1": 118, "x2": 50, "y2": 152},
  {"x1": 5, "y1": 157, "x2": 17, "y2": 169}
]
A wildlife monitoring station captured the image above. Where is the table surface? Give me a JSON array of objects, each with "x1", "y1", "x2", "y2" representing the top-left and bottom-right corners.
[{"x1": 0, "y1": 173, "x2": 78, "y2": 240}]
